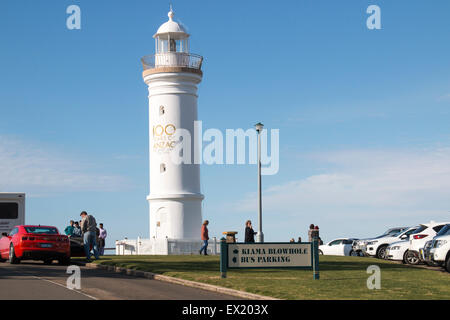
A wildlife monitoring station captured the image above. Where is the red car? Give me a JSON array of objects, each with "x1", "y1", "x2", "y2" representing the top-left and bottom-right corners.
[{"x1": 0, "y1": 225, "x2": 70, "y2": 265}]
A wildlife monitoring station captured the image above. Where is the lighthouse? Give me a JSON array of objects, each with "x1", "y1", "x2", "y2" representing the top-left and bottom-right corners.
[{"x1": 141, "y1": 8, "x2": 204, "y2": 242}]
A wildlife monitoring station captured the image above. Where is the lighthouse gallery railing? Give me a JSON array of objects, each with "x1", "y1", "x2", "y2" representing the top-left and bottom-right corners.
[{"x1": 141, "y1": 53, "x2": 203, "y2": 71}]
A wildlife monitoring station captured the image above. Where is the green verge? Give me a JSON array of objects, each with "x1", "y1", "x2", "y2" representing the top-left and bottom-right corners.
[{"x1": 87, "y1": 255, "x2": 450, "y2": 300}]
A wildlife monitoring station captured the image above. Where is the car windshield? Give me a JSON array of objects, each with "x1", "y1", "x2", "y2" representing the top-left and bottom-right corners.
[
  {"x1": 436, "y1": 224, "x2": 450, "y2": 237},
  {"x1": 375, "y1": 228, "x2": 404, "y2": 238},
  {"x1": 392, "y1": 230, "x2": 406, "y2": 237},
  {"x1": 24, "y1": 227, "x2": 58, "y2": 235}
]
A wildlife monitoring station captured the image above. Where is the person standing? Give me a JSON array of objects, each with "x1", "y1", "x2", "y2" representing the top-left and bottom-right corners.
[
  {"x1": 98, "y1": 223, "x2": 107, "y2": 256},
  {"x1": 80, "y1": 211, "x2": 100, "y2": 262},
  {"x1": 308, "y1": 224, "x2": 315, "y2": 242},
  {"x1": 311, "y1": 226, "x2": 320, "y2": 241},
  {"x1": 64, "y1": 220, "x2": 75, "y2": 236},
  {"x1": 73, "y1": 221, "x2": 82, "y2": 237},
  {"x1": 199, "y1": 220, "x2": 209, "y2": 255},
  {"x1": 245, "y1": 220, "x2": 257, "y2": 243}
]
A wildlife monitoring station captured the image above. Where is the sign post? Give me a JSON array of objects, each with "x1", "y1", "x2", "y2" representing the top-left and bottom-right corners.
[
  {"x1": 312, "y1": 238, "x2": 320, "y2": 280},
  {"x1": 220, "y1": 241, "x2": 320, "y2": 280},
  {"x1": 220, "y1": 238, "x2": 228, "y2": 278}
]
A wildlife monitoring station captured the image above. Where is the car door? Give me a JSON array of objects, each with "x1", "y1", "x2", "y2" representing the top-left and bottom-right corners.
[
  {"x1": 0, "y1": 229, "x2": 15, "y2": 258},
  {"x1": 0, "y1": 234, "x2": 7, "y2": 258},
  {"x1": 342, "y1": 239, "x2": 354, "y2": 256},
  {"x1": 328, "y1": 239, "x2": 344, "y2": 255}
]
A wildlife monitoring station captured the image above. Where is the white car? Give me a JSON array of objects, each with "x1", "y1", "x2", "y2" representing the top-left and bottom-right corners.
[
  {"x1": 430, "y1": 224, "x2": 450, "y2": 272},
  {"x1": 385, "y1": 240, "x2": 410, "y2": 263},
  {"x1": 365, "y1": 226, "x2": 419, "y2": 259},
  {"x1": 405, "y1": 221, "x2": 450, "y2": 265},
  {"x1": 319, "y1": 238, "x2": 356, "y2": 256},
  {"x1": 352, "y1": 227, "x2": 407, "y2": 256}
]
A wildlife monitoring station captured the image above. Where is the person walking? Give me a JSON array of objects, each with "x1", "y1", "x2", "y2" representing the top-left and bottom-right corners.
[
  {"x1": 98, "y1": 223, "x2": 107, "y2": 256},
  {"x1": 199, "y1": 220, "x2": 209, "y2": 255},
  {"x1": 64, "y1": 220, "x2": 75, "y2": 236},
  {"x1": 245, "y1": 220, "x2": 257, "y2": 243},
  {"x1": 80, "y1": 211, "x2": 100, "y2": 262}
]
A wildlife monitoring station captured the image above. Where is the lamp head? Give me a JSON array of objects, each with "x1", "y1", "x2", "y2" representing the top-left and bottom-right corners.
[{"x1": 255, "y1": 122, "x2": 264, "y2": 133}]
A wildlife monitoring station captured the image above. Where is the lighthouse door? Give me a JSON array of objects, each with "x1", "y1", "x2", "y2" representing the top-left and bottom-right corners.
[{"x1": 155, "y1": 207, "x2": 167, "y2": 239}]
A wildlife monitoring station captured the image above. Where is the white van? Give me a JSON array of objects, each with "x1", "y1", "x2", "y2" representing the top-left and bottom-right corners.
[{"x1": 0, "y1": 193, "x2": 25, "y2": 234}]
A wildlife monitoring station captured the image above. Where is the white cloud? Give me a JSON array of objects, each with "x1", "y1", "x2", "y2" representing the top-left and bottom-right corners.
[
  {"x1": 0, "y1": 136, "x2": 129, "y2": 195},
  {"x1": 233, "y1": 147, "x2": 450, "y2": 220}
]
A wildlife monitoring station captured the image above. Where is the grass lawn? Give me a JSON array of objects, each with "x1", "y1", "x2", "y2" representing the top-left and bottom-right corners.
[{"x1": 88, "y1": 255, "x2": 450, "y2": 300}]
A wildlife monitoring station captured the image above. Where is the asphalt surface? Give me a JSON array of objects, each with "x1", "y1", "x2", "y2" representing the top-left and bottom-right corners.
[{"x1": 0, "y1": 261, "x2": 239, "y2": 300}]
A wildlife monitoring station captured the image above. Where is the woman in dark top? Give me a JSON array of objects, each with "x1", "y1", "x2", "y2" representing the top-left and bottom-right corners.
[{"x1": 245, "y1": 220, "x2": 257, "y2": 243}]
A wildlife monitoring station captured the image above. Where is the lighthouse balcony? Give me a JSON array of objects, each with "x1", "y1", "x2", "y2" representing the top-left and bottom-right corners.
[{"x1": 141, "y1": 53, "x2": 203, "y2": 71}]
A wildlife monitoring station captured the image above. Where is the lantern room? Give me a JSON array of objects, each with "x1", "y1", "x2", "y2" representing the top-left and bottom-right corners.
[{"x1": 154, "y1": 9, "x2": 190, "y2": 54}]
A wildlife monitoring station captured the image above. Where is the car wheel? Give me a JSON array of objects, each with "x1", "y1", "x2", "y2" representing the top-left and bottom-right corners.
[
  {"x1": 43, "y1": 259, "x2": 53, "y2": 265},
  {"x1": 58, "y1": 257, "x2": 71, "y2": 266},
  {"x1": 406, "y1": 251, "x2": 420, "y2": 265},
  {"x1": 8, "y1": 244, "x2": 20, "y2": 264},
  {"x1": 349, "y1": 250, "x2": 354, "y2": 256},
  {"x1": 318, "y1": 250, "x2": 323, "y2": 255},
  {"x1": 376, "y1": 245, "x2": 388, "y2": 259},
  {"x1": 402, "y1": 251, "x2": 409, "y2": 264}
]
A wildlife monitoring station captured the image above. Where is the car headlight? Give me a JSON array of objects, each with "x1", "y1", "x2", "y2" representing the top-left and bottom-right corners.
[
  {"x1": 436, "y1": 240, "x2": 447, "y2": 248},
  {"x1": 367, "y1": 241, "x2": 378, "y2": 245},
  {"x1": 389, "y1": 246, "x2": 400, "y2": 250}
]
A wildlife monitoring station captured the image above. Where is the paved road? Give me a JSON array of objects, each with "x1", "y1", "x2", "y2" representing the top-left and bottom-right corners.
[{"x1": 0, "y1": 262, "x2": 239, "y2": 300}]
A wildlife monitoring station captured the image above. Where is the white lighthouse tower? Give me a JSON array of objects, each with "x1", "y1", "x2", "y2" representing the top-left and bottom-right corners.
[{"x1": 141, "y1": 9, "x2": 204, "y2": 244}]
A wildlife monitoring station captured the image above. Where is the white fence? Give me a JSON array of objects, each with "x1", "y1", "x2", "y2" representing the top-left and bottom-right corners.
[{"x1": 115, "y1": 237, "x2": 220, "y2": 256}]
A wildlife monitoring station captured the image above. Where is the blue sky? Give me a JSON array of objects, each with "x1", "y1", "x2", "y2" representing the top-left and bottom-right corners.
[{"x1": 1, "y1": 0, "x2": 450, "y2": 247}]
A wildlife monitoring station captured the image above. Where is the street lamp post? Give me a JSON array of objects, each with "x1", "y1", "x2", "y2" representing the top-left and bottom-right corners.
[{"x1": 255, "y1": 122, "x2": 264, "y2": 243}]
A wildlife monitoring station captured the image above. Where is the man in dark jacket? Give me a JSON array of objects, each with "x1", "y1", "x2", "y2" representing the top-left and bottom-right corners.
[
  {"x1": 80, "y1": 211, "x2": 99, "y2": 262},
  {"x1": 245, "y1": 220, "x2": 257, "y2": 243}
]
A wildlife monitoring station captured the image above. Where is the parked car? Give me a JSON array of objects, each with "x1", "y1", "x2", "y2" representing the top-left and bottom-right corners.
[
  {"x1": 69, "y1": 236, "x2": 85, "y2": 257},
  {"x1": 365, "y1": 226, "x2": 419, "y2": 259},
  {"x1": 0, "y1": 225, "x2": 70, "y2": 265},
  {"x1": 319, "y1": 238, "x2": 358, "y2": 256},
  {"x1": 385, "y1": 239, "x2": 410, "y2": 263},
  {"x1": 352, "y1": 227, "x2": 407, "y2": 256},
  {"x1": 404, "y1": 221, "x2": 450, "y2": 265},
  {"x1": 430, "y1": 224, "x2": 450, "y2": 272}
]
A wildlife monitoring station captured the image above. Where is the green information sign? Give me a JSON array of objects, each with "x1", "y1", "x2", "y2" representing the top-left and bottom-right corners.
[{"x1": 220, "y1": 240, "x2": 320, "y2": 280}]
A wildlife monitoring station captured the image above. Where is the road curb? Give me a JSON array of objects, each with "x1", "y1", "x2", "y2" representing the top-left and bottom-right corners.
[{"x1": 73, "y1": 261, "x2": 279, "y2": 300}]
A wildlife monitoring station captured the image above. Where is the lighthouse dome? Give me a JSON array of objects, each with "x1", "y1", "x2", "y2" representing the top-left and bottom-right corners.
[{"x1": 154, "y1": 9, "x2": 189, "y2": 39}]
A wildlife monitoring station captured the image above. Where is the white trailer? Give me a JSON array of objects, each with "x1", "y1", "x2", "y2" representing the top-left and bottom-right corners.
[{"x1": 0, "y1": 193, "x2": 25, "y2": 234}]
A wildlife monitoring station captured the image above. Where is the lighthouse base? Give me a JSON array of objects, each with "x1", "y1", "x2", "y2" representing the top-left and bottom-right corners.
[{"x1": 148, "y1": 194, "x2": 204, "y2": 240}]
